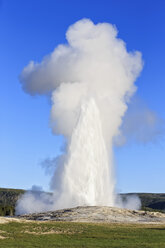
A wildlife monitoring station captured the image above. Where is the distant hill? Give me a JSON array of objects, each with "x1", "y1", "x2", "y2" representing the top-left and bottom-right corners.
[
  {"x1": 121, "y1": 193, "x2": 165, "y2": 212},
  {"x1": 0, "y1": 188, "x2": 25, "y2": 216},
  {"x1": 0, "y1": 188, "x2": 165, "y2": 216}
]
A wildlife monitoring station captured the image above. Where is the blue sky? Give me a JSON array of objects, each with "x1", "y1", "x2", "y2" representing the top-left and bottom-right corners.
[{"x1": 0, "y1": 0, "x2": 165, "y2": 193}]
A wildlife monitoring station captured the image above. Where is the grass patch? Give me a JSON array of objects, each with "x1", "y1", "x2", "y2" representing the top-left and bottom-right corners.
[{"x1": 0, "y1": 221, "x2": 165, "y2": 247}]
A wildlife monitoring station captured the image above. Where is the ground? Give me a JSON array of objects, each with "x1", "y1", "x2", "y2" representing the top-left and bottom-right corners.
[
  {"x1": 0, "y1": 217, "x2": 165, "y2": 248},
  {"x1": 18, "y1": 206, "x2": 165, "y2": 223}
]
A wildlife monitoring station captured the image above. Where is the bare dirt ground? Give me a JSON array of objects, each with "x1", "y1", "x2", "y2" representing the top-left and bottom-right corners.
[{"x1": 0, "y1": 216, "x2": 29, "y2": 224}]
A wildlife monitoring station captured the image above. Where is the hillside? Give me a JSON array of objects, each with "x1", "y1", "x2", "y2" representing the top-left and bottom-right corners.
[
  {"x1": 122, "y1": 193, "x2": 165, "y2": 212},
  {"x1": 0, "y1": 188, "x2": 25, "y2": 216},
  {"x1": 0, "y1": 188, "x2": 165, "y2": 216}
]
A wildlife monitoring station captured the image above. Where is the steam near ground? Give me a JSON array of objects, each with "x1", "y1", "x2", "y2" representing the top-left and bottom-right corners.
[{"x1": 16, "y1": 19, "x2": 143, "y2": 215}]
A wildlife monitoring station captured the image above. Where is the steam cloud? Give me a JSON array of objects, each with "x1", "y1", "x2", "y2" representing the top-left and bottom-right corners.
[
  {"x1": 117, "y1": 98, "x2": 165, "y2": 145},
  {"x1": 16, "y1": 19, "x2": 143, "y2": 214}
]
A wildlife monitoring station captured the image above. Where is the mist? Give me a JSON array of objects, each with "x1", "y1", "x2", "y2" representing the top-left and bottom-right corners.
[
  {"x1": 115, "y1": 98, "x2": 165, "y2": 146},
  {"x1": 16, "y1": 19, "x2": 143, "y2": 214}
]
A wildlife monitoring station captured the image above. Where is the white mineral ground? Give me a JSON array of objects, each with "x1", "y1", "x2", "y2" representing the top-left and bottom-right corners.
[{"x1": 9, "y1": 206, "x2": 165, "y2": 224}]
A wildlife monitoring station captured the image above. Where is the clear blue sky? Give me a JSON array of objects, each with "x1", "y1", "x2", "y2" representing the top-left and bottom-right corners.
[{"x1": 0, "y1": 0, "x2": 165, "y2": 193}]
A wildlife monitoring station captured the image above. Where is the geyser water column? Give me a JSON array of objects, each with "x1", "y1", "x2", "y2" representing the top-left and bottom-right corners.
[
  {"x1": 16, "y1": 19, "x2": 143, "y2": 214},
  {"x1": 54, "y1": 98, "x2": 115, "y2": 209}
]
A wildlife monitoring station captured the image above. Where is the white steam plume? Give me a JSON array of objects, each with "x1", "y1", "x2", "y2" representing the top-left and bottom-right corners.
[
  {"x1": 16, "y1": 19, "x2": 143, "y2": 214},
  {"x1": 115, "y1": 98, "x2": 165, "y2": 146}
]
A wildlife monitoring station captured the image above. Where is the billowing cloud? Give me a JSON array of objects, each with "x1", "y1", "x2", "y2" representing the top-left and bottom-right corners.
[
  {"x1": 115, "y1": 98, "x2": 165, "y2": 146},
  {"x1": 16, "y1": 19, "x2": 143, "y2": 214}
]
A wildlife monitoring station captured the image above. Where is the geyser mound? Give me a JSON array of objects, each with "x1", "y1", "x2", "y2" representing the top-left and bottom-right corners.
[
  {"x1": 18, "y1": 206, "x2": 165, "y2": 224},
  {"x1": 16, "y1": 19, "x2": 143, "y2": 215}
]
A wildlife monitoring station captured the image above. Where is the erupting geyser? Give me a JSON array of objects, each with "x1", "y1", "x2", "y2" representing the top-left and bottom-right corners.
[
  {"x1": 16, "y1": 19, "x2": 143, "y2": 214},
  {"x1": 54, "y1": 98, "x2": 115, "y2": 209}
]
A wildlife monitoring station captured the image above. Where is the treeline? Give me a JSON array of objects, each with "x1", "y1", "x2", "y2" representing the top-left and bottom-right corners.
[
  {"x1": 121, "y1": 193, "x2": 165, "y2": 212},
  {"x1": 0, "y1": 205, "x2": 15, "y2": 216},
  {"x1": 0, "y1": 188, "x2": 165, "y2": 216},
  {"x1": 0, "y1": 188, "x2": 25, "y2": 216}
]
